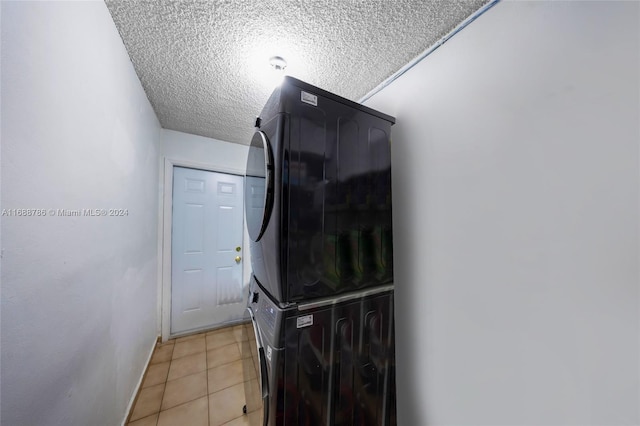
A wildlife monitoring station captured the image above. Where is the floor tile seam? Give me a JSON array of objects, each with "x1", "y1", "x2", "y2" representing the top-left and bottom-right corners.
[
  {"x1": 167, "y1": 367, "x2": 207, "y2": 383},
  {"x1": 207, "y1": 378, "x2": 246, "y2": 395},
  {"x1": 149, "y1": 354, "x2": 169, "y2": 366},
  {"x1": 176, "y1": 334, "x2": 206, "y2": 341},
  {"x1": 171, "y1": 346, "x2": 205, "y2": 359},
  {"x1": 206, "y1": 341, "x2": 240, "y2": 353},
  {"x1": 155, "y1": 370, "x2": 168, "y2": 425},
  {"x1": 175, "y1": 335, "x2": 205, "y2": 343},
  {"x1": 161, "y1": 386, "x2": 208, "y2": 412},
  {"x1": 130, "y1": 348, "x2": 166, "y2": 423},
  {"x1": 219, "y1": 413, "x2": 245, "y2": 426},
  {"x1": 171, "y1": 348, "x2": 207, "y2": 361},
  {"x1": 164, "y1": 368, "x2": 208, "y2": 385},
  {"x1": 175, "y1": 337, "x2": 207, "y2": 346},
  {"x1": 207, "y1": 329, "x2": 234, "y2": 336},
  {"x1": 168, "y1": 350, "x2": 206, "y2": 363},
  {"x1": 206, "y1": 338, "x2": 211, "y2": 426},
  {"x1": 206, "y1": 358, "x2": 243, "y2": 372},
  {"x1": 206, "y1": 333, "x2": 235, "y2": 340},
  {"x1": 158, "y1": 340, "x2": 176, "y2": 348},
  {"x1": 144, "y1": 361, "x2": 172, "y2": 388},
  {"x1": 205, "y1": 340, "x2": 239, "y2": 351},
  {"x1": 159, "y1": 393, "x2": 209, "y2": 414},
  {"x1": 207, "y1": 326, "x2": 237, "y2": 335},
  {"x1": 126, "y1": 412, "x2": 159, "y2": 426}
]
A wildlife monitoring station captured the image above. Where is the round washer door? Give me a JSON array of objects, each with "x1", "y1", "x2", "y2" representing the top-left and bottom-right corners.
[{"x1": 245, "y1": 131, "x2": 274, "y2": 242}]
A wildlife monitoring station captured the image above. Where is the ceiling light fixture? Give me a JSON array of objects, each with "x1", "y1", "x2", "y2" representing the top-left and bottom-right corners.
[
  {"x1": 265, "y1": 56, "x2": 287, "y2": 87},
  {"x1": 269, "y1": 56, "x2": 287, "y2": 72}
]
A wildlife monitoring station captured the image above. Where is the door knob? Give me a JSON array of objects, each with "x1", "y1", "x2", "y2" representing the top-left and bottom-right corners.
[{"x1": 235, "y1": 256, "x2": 242, "y2": 263}]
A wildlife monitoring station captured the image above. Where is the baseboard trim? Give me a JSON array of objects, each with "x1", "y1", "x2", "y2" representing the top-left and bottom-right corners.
[{"x1": 121, "y1": 336, "x2": 158, "y2": 426}]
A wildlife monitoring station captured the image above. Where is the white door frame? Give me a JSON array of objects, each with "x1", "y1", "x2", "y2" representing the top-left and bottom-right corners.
[{"x1": 160, "y1": 157, "x2": 246, "y2": 342}]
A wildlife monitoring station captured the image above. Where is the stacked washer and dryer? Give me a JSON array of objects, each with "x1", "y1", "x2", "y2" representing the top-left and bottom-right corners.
[{"x1": 241, "y1": 76, "x2": 396, "y2": 426}]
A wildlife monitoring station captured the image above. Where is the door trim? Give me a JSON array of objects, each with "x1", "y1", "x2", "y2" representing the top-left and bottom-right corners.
[{"x1": 160, "y1": 157, "x2": 247, "y2": 342}]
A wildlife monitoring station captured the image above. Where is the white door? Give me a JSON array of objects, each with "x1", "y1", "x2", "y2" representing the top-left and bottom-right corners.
[{"x1": 171, "y1": 166, "x2": 245, "y2": 335}]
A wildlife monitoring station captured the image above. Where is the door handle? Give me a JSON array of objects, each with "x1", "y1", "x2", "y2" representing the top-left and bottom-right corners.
[{"x1": 235, "y1": 256, "x2": 242, "y2": 263}]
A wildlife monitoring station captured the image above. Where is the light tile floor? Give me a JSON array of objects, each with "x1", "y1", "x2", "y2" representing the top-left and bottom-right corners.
[{"x1": 127, "y1": 324, "x2": 261, "y2": 426}]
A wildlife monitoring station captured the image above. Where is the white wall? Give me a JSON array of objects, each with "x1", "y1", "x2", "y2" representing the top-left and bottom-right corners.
[
  {"x1": 159, "y1": 129, "x2": 250, "y2": 339},
  {"x1": 1, "y1": 2, "x2": 160, "y2": 425},
  {"x1": 161, "y1": 129, "x2": 249, "y2": 172},
  {"x1": 364, "y1": 1, "x2": 639, "y2": 425}
]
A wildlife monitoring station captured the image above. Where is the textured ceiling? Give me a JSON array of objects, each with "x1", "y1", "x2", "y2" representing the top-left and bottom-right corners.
[{"x1": 105, "y1": 0, "x2": 487, "y2": 145}]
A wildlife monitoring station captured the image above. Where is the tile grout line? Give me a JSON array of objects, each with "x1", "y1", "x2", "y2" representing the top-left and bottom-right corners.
[
  {"x1": 206, "y1": 332, "x2": 211, "y2": 426},
  {"x1": 159, "y1": 336, "x2": 208, "y2": 417},
  {"x1": 140, "y1": 327, "x2": 241, "y2": 425},
  {"x1": 125, "y1": 340, "x2": 163, "y2": 426},
  {"x1": 154, "y1": 340, "x2": 173, "y2": 426}
]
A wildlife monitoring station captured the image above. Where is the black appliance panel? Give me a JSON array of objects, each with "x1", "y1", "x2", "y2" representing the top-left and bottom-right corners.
[
  {"x1": 310, "y1": 107, "x2": 394, "y2": 299},
  {"x1": 248, "y1": 77, "x2": 394, "y2": 304},
  {"x1": 281, "y1": 86, "x2": 393, "y2": 301},
  {"x1": 242, "y1": 277, "x2": 396, "y2": 426},
  {"x1": 285, "y1": 102, "x2": 327, "y2": 297},
  {"x1": 282, "y1": 291, "x2": 396, "y2": 426},
  {"x1": 244, "y1": 278, "x2": 292, "y2": 425},
  {"x1": 284, "y1": 95, "x2": 394, "y2": 300}
]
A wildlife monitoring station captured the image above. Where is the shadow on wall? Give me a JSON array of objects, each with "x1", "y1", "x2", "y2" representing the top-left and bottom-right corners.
[{"x1": 391, "y1": 122, "x2": 425, "y2": 426}]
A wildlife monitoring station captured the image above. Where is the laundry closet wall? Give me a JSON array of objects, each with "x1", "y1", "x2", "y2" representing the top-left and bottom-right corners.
[
  {"x1": 1, "y1": 2, "x2": 161, "y2": 425},
  {"x1": 364, "y1": 2, "x2": 640, "y2": 425}
]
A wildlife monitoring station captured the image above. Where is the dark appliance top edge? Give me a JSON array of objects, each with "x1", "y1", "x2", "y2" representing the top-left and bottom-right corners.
[
  {"x1": 283, "y1": 76, "x2": 396, "y2": 125},
  {"x1": 254, "y1": 275, "x2": 394, "y2": 312},
  {"x1": 296, "y1": 284, "x2": 394, "y2": 311},
  {"x1": 254, "y1": 275, "x2": 295, "y2": 311}
]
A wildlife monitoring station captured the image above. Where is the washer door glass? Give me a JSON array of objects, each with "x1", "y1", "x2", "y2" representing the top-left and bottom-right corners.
[{"x1": 245, "y1": 131, "x2": 273, "y2": 242}]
